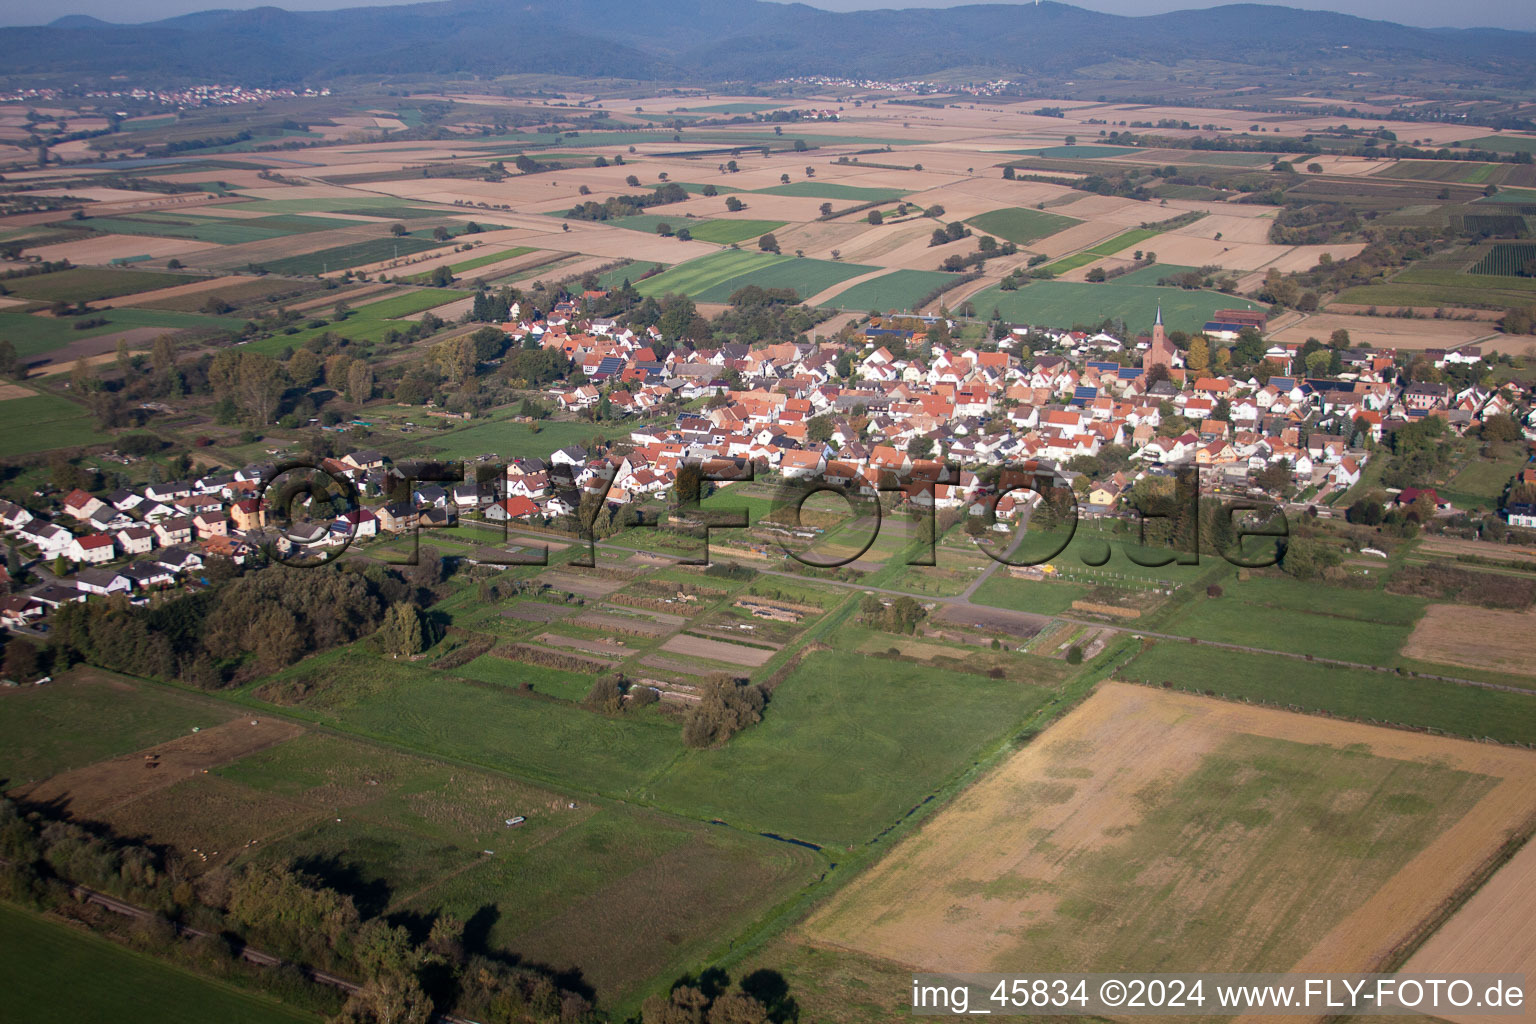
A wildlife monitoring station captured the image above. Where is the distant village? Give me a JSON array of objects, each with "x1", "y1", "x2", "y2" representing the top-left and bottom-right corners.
[{"x1": 2, "y1": 292, "x2": 1527, "y2": 633}]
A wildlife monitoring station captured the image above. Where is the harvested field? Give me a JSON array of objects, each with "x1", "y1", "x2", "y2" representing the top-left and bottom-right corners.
[
  {"x1": 931, "y1": 602, "x2": 1049, "y2": 638},
  {"x1": 659, "y1": 633, "x2": 776, "y2": 667},
  {"x1": 500, "y1": 602, "x2": 575, "y2": 622},
  {"x1": 1267, "y1": 313, "x2": 1495, "y2": 351},
  {"x1": 1402, "y1": 603, "x2": 1536, "y2": 676},
  {"x1": 1418, "y1": 536, "x2": 1536, "y2": 565},
  {"x1": 536, "y1": 571, "x2": 628, "y2": 598},
  {"x1": 805, "y1": 683, "x2": 1536, "y2": 978},
  {"x1": 15, "y1": 717, "x2": 303, "y2": 819},
  {"x1": 1402, "y1": 835, "x2": 1536, "y2": 1024}
]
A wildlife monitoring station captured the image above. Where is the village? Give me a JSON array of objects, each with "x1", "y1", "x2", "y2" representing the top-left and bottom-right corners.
[{"x1": 1, "y1": 288, "x2": 1523, "y2": 632}]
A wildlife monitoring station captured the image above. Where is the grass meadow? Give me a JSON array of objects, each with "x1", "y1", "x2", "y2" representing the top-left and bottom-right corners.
[
  {"x1": 633, "y1": 249, "x2": 874, "y2": 303},
  {"x1": 0, "y1": 904, "x2": 318, "y2": 1024},
  {"x1": 965, "y1": 207, "x2": 1081, "y2": 245},
  {"x1": 965, "y1": 280, "x2": 1247, "y2": 332},
  {"x1": 1120, "y1": 643, "x2": 1536, "y2": 744},
  {"x1": 3, "y1": 267, "x2": 201, "y2": 303},
  {"x1": 823, "y1": 269, "x2": 960, "y2": 311},
  {"x1": 0, "y1": 391, "x2": 100, "y2": 456},
  {"x1": 641, "y1": 647, "x2": 1053, "y2": 847},
  {"x1": 1157, "y1": 575, "x2": 1423, "y2": 664},
  {"x1": 259, "y1": 236, "x2": 445, "y2": 276},
  {"x1": 0, "y1": 669, "x2": 230, "y2": 786}
]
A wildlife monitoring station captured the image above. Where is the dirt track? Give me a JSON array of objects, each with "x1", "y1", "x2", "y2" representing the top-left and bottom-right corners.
[{"x1": 17, "y1": 717, "x2": 303, "y2": 819}]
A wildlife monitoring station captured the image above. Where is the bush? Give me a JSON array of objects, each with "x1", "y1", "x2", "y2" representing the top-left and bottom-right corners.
[
  {"x1": 682, "y1": 675, "x2": 766, "y2": 748},
  {"x1": 583, "y1": 673, "x2": 625, "y2": 714},
  {"x1": 1206, "y1": 584, "x2": 1224, "y2": 598},
  {"x1": 1066, "y1": 645, "x2": 1083, "y2": 665}
]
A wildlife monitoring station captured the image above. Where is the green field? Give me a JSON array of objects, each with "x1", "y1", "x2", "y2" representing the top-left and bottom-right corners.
[
  {"x1": 0, "y1": 670, "x2": 231, "y2": 788},
  {"x1": 822, "y1": 269, "x2": 959, "y2": 312},
  {"x1": 349, "y1": 287, "x2": 471, "y2": 318},
  {"x1": 687, "y1": 219, "x2": 788, "y2": 245},
  {"x1": 255, "y1": 650, "x2": 678, "y2": 793},
  {"x1": 1160, "y1": 576, "x2": 1422, "y2": 663},
  {"x1": 1120, "y1": 644, "x2": 1536, "y2": 745},
  {"x1": 0, "y1": 307, "x2": 246, "y2": 360},
  {"x1": 686, "y1": 102, "x2": 785, "y2": 114},
  {"x1": 966, "y1": 280, "x2": 1249, "y2": 332},
  {"x1": 594, "y1": 261, "x2": 666, "y2": 290},
  {"x1": 128, "y1": 276, "x2": 319, "y2": 312},
  {"x1": 965, "y1": 207, "x2": 1081, "y2": 246},
  {"x1": 1338, "y1": 264, "x2": 1536, "y2": 309},
  {"x1": 633, "y1": 249, "x2": 874, "y2": 303},
  {"x1": 1045, "y1": 251, "x2": 1102, "y2": 274},
  {"x1": 1469, "y1": 242, "x2": 1536, "y2": 277},
  {"x1": 1109, "y1": 262, "x2": 1201, "y2": 286},
  {"x1": 752, "y1": 182, "x2": 909, "y2": 202},
  {"x1": 0, "y1": 391, "x2": 100, "y2": 456},
  {"x1": 3, "y1": 267, "x2": 203, "y2": 303},
  {"x1": 1085, "y1": 227, "x2": 1163, "y2": 257},
  {"x1": 212, "y1": 198, "x2": 453, "y2": 218},
  {"x1": 70, "y1": 213, "x2": 358, "y2": 246},
  {"x1": 212, "y1": 729, "x2": 822, "y2": 1008},
  {"x1": 1438, "y1": 449, "x2": 1528, "y2": 510},
  {"x1": 642, "y1": 648, "x2": 1052, "y2": 847},
  {"x1": 257, "y1": 236, "x2": 445, "y2": 276},
  {"x1": 604, "y1": 214, "x2": 786, "y2": 246},
  {"x1": 0, "y1": 904, "x2": 317, "y2": 1024},
  {"x1": 1382, "y1": 160, "x2": 1506, "y2": 184},
  {"x1": 1469, "y1": 135, "x2": 1536, "y2": 155},
  {"x1": 406, "y1": 246, "x2": 535, "y2": 281},
  {"x1": 1013, "y1": 145, "x2": 1139, "y2": 159}
]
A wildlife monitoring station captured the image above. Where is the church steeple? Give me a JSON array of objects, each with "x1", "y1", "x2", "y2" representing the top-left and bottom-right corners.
[{"x1": 1155, "y1": 304, "x2": 1162, "y2": 326}]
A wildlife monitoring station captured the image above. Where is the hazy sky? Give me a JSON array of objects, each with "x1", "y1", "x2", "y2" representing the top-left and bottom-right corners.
[{"x1": 0, "y1": 0, "x2": 1529, "y2": 31}]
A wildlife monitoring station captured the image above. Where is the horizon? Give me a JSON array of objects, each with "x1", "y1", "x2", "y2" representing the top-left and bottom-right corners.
[{"x1": 0, "y1": 0, "x2": 1531, "y2": 33}]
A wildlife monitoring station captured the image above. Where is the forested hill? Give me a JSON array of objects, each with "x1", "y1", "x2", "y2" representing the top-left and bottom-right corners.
[{"x1": 1, "y1": 0, "x2": 1533, "y2": 87}]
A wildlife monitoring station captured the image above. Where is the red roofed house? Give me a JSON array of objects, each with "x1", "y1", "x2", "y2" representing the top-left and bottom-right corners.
[
  {"x1": 63, "y1": 488, "x2": 105, "y2": 521},
  {"x1": 67, "y1": 533, "x2": 116, "y2": 565}
]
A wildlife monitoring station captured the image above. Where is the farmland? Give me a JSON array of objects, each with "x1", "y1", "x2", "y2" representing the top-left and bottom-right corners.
[
  {"x1": 257, "y1": 236, "x2": 445, "y2": 276},
  {"x1": 1469, "y1": 243, "x2": 1536, "y2": 277},
  {"x1": 642, "y1": 646, "x2": 1052, "y2": 847},
  {"x1": 210, "y1": 730, "x2": 823, "y2": 1005},
  {"x1": 822, "y1": 269, "x2": 959, "y2": 311},
  {"x1": 753, "y1": 182, "x2": 908, "y2": 202},
  {"x1": 6, "y1": 81, "x2": 1536, "y2": 1024},
  {"x1": 2, "y1": 267, "x2": 202, "y2": 303},
  {"x1": 1119, "y1": 643, "x2": 1536, "y2": 745},
  {"x1": 964, "y1": 207, "x2": 1080, "y2": 245},
  {"x1": 633, "y1": 249, "x2": 874, "y2": 303},
  {"x1": 965, "y1": 279, "x2": 1241, "y2": 332},
  {"x1": 0, "y1": 306, "x2": 247, "y2": 359},
  {"x1": 0, "y1": 669, "x2": 233, "y2": 785},
  {"x1": 805, "y1": 683, "x2": 1535, "y2": 975},
  {"x1": 0, "y1": 904, "x2": 318, "y2": 1024},
  {"x1": 1157, "y1": 575, "x2": 1424, "y2": 663},
  {"x1": 0, "y1": 390, "x2": 100, "y2": 456}
]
